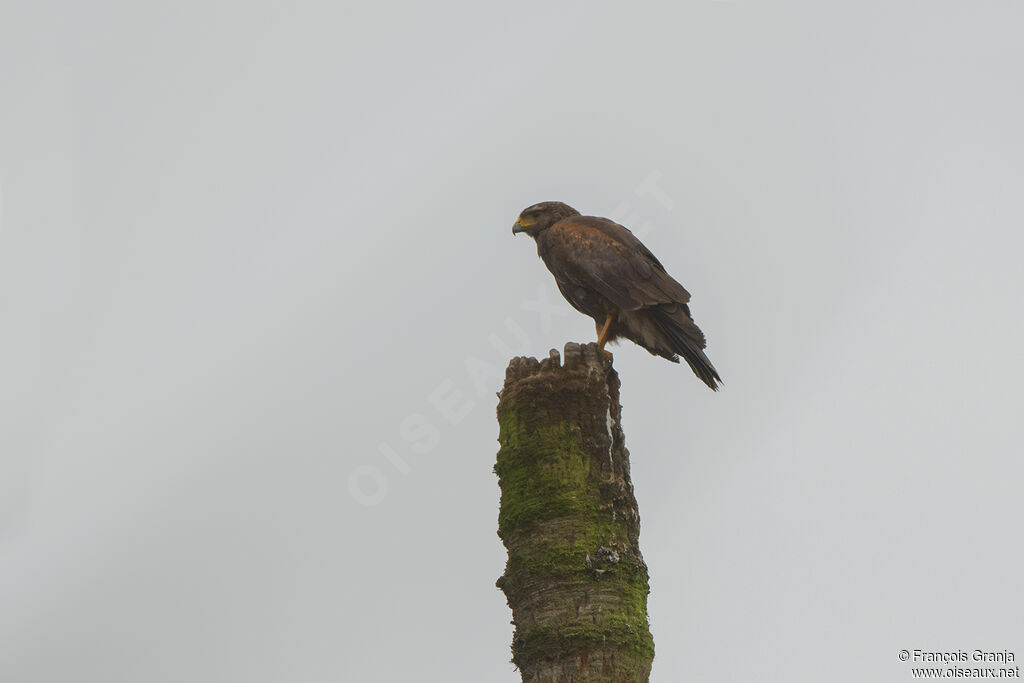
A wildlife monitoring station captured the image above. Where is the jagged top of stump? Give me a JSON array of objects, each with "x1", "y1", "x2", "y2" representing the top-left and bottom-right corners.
[{"x1": 498, "y1": 342, "x2": 619, "y2": 409}]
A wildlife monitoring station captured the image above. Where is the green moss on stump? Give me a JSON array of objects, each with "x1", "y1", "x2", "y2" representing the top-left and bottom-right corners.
[
  {"x1": 512, "y1": 612, "x2": 656, "y2": 666},
  {"x1": 495, "y1": 347, "x2": 653, "y2": 681},
  {"x1": 495, "y1": 417, "x2": 592, "y2": 536}
]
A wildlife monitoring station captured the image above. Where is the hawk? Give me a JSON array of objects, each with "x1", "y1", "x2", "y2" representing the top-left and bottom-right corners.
[{"x1": 513, "y1": 201, "x2": 721, "y2": 390}]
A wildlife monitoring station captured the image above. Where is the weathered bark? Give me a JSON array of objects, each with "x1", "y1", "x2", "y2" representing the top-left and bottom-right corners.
[{"x1": 495, "y1": 342, "x2": 653, "y2": 682}]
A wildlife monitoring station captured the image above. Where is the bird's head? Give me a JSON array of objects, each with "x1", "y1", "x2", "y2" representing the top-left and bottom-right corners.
[{"x1": 512, "y1": 201, "x2": 580, "y2": 238}]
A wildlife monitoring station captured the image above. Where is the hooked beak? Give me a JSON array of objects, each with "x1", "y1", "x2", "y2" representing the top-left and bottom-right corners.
[{"x1": 512, "y1": 216, "x2": 535, "y2": 234}]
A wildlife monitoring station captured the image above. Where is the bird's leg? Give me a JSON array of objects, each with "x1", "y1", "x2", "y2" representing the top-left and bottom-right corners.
[{"x1": 596, "y1": 313, "x2": 615, "y2": 358}]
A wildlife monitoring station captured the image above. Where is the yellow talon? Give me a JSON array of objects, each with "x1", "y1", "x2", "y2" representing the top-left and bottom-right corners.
[{"x1": 596, "y1": 312, "x2": 615, "y2": 350}]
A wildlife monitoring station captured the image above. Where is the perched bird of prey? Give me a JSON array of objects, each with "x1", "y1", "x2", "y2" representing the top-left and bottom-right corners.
[{"x1": 513, "y1": 201, "x2": 721, "y2": 390}]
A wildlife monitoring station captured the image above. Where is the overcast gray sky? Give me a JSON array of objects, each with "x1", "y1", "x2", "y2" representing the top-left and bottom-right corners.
[{"x1": 2, "y1": 1, "x2": 1023, "y2": 681}]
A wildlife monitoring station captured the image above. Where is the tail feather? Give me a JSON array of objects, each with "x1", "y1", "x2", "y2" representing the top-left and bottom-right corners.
[{"x1": 650, "y1": 306, "x2": 722, "y2": 391}]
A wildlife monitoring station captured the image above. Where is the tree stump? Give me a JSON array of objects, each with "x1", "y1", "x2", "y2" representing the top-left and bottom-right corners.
[{"x1": 495, "y1": 342, "x2": 653, "y2": 682}]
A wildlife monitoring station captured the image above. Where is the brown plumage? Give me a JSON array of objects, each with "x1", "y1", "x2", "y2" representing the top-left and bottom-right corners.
[{"x1": 513, "y1": 201, "x2": 721, "y2": 390}]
